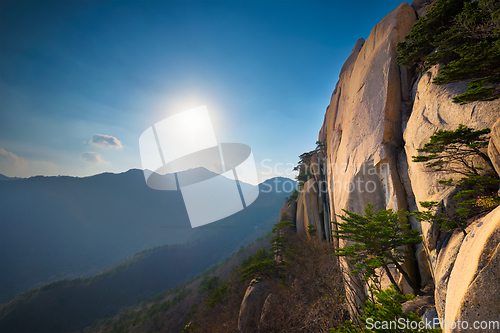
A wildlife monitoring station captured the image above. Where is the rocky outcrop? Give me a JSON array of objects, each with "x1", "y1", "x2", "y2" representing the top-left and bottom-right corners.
[
  {"x1": 238, "y1": 280, "x2": 269, "y2": 333},
  {"x1": 402, "y1": 64, "x2": 500, "y2": 284},
  {"x1": 404, "y1": 65, "x2": 500, "y2": 223},
  {"x1": 296, "y1": 179, "x2": 322, "y2": 237},
  {"x1": 317, "y1": 2, "x2": 419, "y2": 309},
  {"x1": 489, "y1": 118, "x2": 500, "y2": 177},
  {"x1": 433, "y1": 230, "x2": 464, "y2": 320},
  {"x1": 452, "y1": 244, "x2": 500, "y2": 333},
  {"x1": 279, "y1": 201, "x2": 297, "y2": 225},
  {"x1": 281, "y1": 0, "x2": 500, "y2": 328},
  {"x1": 411, "y1": 0, "x2": 436, "y2": 17},
  {"x1": 319, "y1": 2, "x2": 416, "y2": 219},
  {"x1": 258, "y1": 293, "x2": 276, "y2": 330},
  {"x1": 443, "y1": 207, "x2": 500, "y2": 332}
]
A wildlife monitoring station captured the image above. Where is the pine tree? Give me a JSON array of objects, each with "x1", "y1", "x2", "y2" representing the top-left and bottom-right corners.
[
  {"x1": 332, "y1": 286, "x2": 442, "y2": 333},
  {"x1": 412, "y1": 125, "x2": 500, "y2": 234},
  {"x1": 397, "y1": 0, "x2": 500, "y2": 103},
  {"x1": 332, "y1": 204, "x2": 422, "y2": 295}
]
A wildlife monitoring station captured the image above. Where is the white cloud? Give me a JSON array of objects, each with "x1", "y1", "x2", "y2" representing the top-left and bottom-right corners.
[
  {"x1": 81, "y1": 151, "x2": 110, "y2": 165},
  {"x1": 0, "y1": 148, "x2": 28, "y2": 169},
  {"x1": 0, "y1": 148, "x2": 58, "y2": 177},
  {"x1": 89, "y1": 134, "x2": 123, "y2": 149}
]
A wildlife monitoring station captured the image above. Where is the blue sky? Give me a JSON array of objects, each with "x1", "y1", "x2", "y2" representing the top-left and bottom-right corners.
[{"x1": 0, "y1": 0, "x2": 408, "y2": 180}]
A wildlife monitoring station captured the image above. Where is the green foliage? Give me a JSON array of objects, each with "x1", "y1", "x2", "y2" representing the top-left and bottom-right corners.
[
  {"x1": 397, "y1": 0, "x2": 500, "y2": 103},
  {"x1": 307, "y1": 224, "x2": 317, "y2": 238},
  {"x1": 203, "y1": 278, "x2": 229, "y2": 309},
  {"x1": 412, "y1": 125, "x2": 492, "y2": 175},
  {"x1": 240, "y1": 221, "x2": 294, "y2": 282},
  {"x1": 285, "y1": 189, "x2": 299, "y2": 205},
  {"x1": 198, "y1": 276, "x2": 220, "y2": 294},
  {"x1": 331, "y1": 286, "x2": 441, "y2": 333},
  {"x1": 453, "y1": 173, "x2": 500, "y2": 217},
  {"x1": 98, "y1": 288, "x2": 191, "y2": 333},
  {"x1": 240, "y1": 259, "x2": 278, "y2": 281},
  {"x1": 294, "y1": 141, "x2": 326, "y2": 183},
  {"x1": 332, "y1": 205, "x2": 422, "y2": 294},
  {"x1": 271, "y1": 220, "x2": 295, "y2": 259},
  {"x1": 297, "y1": 167, "x2": 313, "y2": 183},
  {"x1": 241, "y1": 248, "x2": 273, "y2": 268},
  {"x1": 412, "y1": 125, "x2": 499, "y2": 234},
  {"x1": 411, "y1": 201, "x2": 460, "y2": 232}
]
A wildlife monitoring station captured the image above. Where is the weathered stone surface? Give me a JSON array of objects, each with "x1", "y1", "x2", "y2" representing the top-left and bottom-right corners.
[
  {"x1": 444, "y1": 206, "x2": 500, "y2": 333},
  {"x1": 452, "y1": 243, "x2": 500, "y2": 333},
  {"x1": 258, "y1": 293, "x2": 276, "y2": 330},
  {"x1": 238, "y1": 280, "x2": 269, "y2": 333},
  {"x1": 433, "y1": 230, "x2": 465, "y2": 320},
  {"x1": 489, "y1": 118, "x2": 500, "y2": 177},
  {"x1": 411, "y1": 0, "x2": 436, "y2": 16},
  {"x1": 421, "y1": 307, "x2": 440, "y2": 329},
  {"x1": 279, "y1": 201, "x2": 297, "y2": 225},
  {"x1": 339, "y1": 38, "x2": 365, "y2": 77},
  {"x1": 404, "y1": 64, "x2": 500, "y2": 219},
  {"x1": 317, "y1": 3, "x2": 418, "y2": 311},
  {"x1": 296, "y1": 179, "x2": 323, "y2": 239},
  {"x1": 402, "y1": 294, "x2": 434, "y2": 315},
  {"x1": 320, "y1": 3, "x2": 417, "y2": 221},
  {"x1": 304, "y1": 0, "x2": 499, "y2": 325},
  {"x1": 403, "y1": 65, "x2": 500, "y2": 287}
]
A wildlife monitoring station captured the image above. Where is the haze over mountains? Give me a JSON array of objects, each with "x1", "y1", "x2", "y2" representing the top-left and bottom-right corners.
[{"x1": 0, "y1": 168, "x2": 295, "y2": 304}]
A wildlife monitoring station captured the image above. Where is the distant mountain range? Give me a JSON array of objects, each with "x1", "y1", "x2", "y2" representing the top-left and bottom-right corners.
[
  {"x1": 0, "y1": 168, "x2": 295, "y2": 304},
  {"x1": 0, "y1": 175, "x2": 21, "y2": 181}
]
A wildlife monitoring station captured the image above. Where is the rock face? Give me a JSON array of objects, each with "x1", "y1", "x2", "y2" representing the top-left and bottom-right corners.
[
  {"x1": 402, "y1": 64, "x2": 500, "y2": 288},
  {"x1": 403, "y1": 64, "x2": 500, "y2": 231},
  {"x1": 296, "y1": 179, "x2": 322, "y2": 237},
  {"x1": 319, "y1": 2, "x2": 416, "y2": 219},
  {"x1": 258, "y1": 293, "x2": 276, "y2": 330},
  {"x1": 238, "y1": 280, "x2": 269, "y2": 333},
  {"x1": 279, "y1": 201, "x2": 297, "y2": 225},
  {"x1": 433, "y1": 230, "x2": 464, "y2": 320},
  {"x1": 283, "y1": 0, "x2": 500, "y2": 328},
  {"x1": 316, "y1": 2, "x2": 419, "y2": 311},
  {"x1": 443, "y1": 207, "x2": 500, "y2": 333},
  {"x1": 489, "y1": 118, "x2": 500, "y2": 177}
]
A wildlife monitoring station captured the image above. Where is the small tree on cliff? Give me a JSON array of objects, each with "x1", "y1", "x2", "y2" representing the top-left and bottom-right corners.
[
  {"x1": 332, "y1": 286, "x2": 442, "y2": 333},
  {"x1": 412, "y1": 124, "x2": 494, "y2": 174},
  {"x1": 397, "y1": 0, "x2": 500, "y2": 103},
  {"x1": 412, "y1": 124, "x2": 500, "y2": 235},
  {"x1": 294, "y1": 140, "x2": 326, "y2": 184},
  {"x1": 271, "y1": 220, "x2": 295, "y2": 260},
  {"x1": 240, "y1": 220, "x2": 294, "y2": 282},
  {"x1": 332, "y1": 204, "x2": 422, "y2": 295}
]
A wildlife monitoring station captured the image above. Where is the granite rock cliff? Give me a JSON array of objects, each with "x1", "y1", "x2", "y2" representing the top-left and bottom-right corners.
[{"x1": 283, "y1": 1, "x2": 500, "y2": 330}]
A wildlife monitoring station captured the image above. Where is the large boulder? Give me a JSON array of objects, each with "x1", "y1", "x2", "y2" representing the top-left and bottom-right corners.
[
  {"x1": 238, "y1": 280, "x2": 269, "y2": 333},
  {"x1": 443, "y1": 206, "x2": 500, "y2": 333},
  {"x1": 452, "y1": 244, "x2": 500, "y2": 333},
  {"x1": 433, "y1": 230, "x2": 465, "y2": 320}
]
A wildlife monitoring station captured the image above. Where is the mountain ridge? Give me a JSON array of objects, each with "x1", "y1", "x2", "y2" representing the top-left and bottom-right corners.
[{"x1": 0, "y1": 167, "x2": 295, "y2": 304}]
